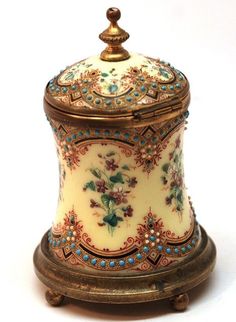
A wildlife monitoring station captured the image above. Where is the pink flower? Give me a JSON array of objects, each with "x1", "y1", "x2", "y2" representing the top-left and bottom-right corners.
[
  {"x1": 128, "y1": 177, "x2": 137, "y2": 188},
  {"x1": 96, "y1": 180, "x2": 107, "y2": 193},
  {"x1": 105, "y1": 158, "x2": 118, "y2": 171},
  {"x1": 123, "y1": 205, "x2": 133, "y2": 217},
  {"x1": 109, "y1": 187, "x2": 128, "y2": 205},
  {"x1": 90, "y1": 199, "x2": 101, "y2": 208}
]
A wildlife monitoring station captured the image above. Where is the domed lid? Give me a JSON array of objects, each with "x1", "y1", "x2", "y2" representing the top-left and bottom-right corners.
[{"x1": 44, "y1": 8, "x2": 190, "y2": 128}]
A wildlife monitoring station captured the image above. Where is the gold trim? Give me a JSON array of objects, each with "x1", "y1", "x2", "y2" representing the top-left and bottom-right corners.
[
  {"x1": 33, "y1": 225, "x2": 216, "y2": 304},
  {"x1": 99, "y1": 8, "x2": 130, "y2": 62},
  {"x1": 44, "y1": 85, "x2": 190, "y2": 128}
]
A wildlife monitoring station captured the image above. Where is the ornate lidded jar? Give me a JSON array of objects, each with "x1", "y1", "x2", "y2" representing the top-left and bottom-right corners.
[{"x1": 34, "y1": 8, "x2": 216, "y2": 311}]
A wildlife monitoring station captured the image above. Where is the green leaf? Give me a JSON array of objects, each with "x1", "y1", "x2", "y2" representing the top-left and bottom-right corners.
[
  {"x1": 103, "y1": 213, "x2": 118, "y2": 227},
  {"x1": 162, "y1": 163, "x2": 169, "y2": 173},
  {"x1": 84, "y1": 181, "x2": 96, "y2": 191},
  {"x1": 64, "y1": 72, "x2": 74, "y2": 81},
  {"x1": 159, "y1": 67, "x2": 169, "y2": 79},
  {"x1": 106, "y1": 151, "x2": 115, "y2": 157},
  {"x1": 176, "y1": 191, "x2": 183, "y2": 203},
  {"x1": 103, "y1": 213, "x2": 114, "y2": 223},
  {"x1": 110, "y1": 172, "x2": 124, "y2": 184},
  {"x1": 122, "y1": 164, "x2": 130, "y2": 170},
  {"x1": 174, "y1": 154, "x2": 179, "y2": 163},
  {"x1": 101, "y1": 194, "x2": 114, "y2": 208},
  {"x1": 101, "y1": 72, "x2": 109, "y2": 77},
  {"x1": 108, "y1": 200, "x2": 115, "y2": 209},
  {"x1": 90, "y1": 168, "x2": 101, "y2": 178}
]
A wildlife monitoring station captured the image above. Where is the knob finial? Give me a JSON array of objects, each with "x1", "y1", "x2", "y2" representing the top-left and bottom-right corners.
[{"x1": 99, "y1": 8, "x2": 130, "y2": 62}]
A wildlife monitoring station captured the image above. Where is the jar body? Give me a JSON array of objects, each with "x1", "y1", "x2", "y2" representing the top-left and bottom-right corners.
[{"x1": 48, "y1": 113, "x2": 199, "y2": 274}]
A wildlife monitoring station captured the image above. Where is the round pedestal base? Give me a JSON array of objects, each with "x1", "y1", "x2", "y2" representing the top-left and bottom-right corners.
[{"x1": 33, "y1": 226, "x2": 216, "y2": 310}]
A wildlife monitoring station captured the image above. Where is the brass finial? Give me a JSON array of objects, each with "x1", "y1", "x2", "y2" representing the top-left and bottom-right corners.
[{"x1": 99, "y1": 7, "x2": 130, "y2": 62}]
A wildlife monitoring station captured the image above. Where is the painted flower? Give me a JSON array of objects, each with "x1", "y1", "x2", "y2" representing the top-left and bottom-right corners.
[
  {"x1": 90, "y1": 199, "x2": 101, "y2": 208},
  {"x1": 83, "y1": 151, "x2": 137, "y2": 233},
  {"x1": 105, "y1": 158, "x2": 118, "y2": 171},
  {"x1": 123, "y1": 205, "x2": 133, "y2": 217},
  {"x1": 109, "y1": 187, "x2": 128, "y2": 205},
  {"x1": 96, "y1": 180, "x2": 107, "y2": 193},
  {"x1": 127, "y1": 177, "x2": 137, "y2": 188},
  {"x1": 175, "y1": 136, "x2": 181, "y2": 148}
]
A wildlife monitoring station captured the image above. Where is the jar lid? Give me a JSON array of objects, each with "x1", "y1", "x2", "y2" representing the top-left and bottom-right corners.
[{"x1": 44, "y1": 8, "x2": 190, "y2": 128}]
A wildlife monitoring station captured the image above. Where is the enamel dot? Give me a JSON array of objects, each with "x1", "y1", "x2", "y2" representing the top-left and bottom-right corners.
[
  {"x1": 83, "y1": 255, "x2": 89, "y2": 261},
  {"x1": 136, "y1": 253, "x2": 142, "y2": 260},
  {"x1": 156, "y1": 238, "x2": 160, "y2": 243},
  {"x1": 156, "y1": 232, "x2": 160, "y2": 236},
  {"x1": 143, "y1": 246, "x2": 149, "y2": 253},
  {"x1": 145, "y1": 240, "x2": 150, "y2": 244},
  {"x1": 119, "y1": 260, "x2": 125, "y2": 266},
  {"x1": 145, "y1": 233, "x2": 149, "y2": 238},
  {"x1": 70, "y1": 243, "x2": 75, "y2": 249},
  {"x1": 75, "y1": 249, "x2": 81, "y2": 255},
  {"x1": 150, "y1": 229, "x2": 155, "y2": 234},
  {"x1": 157, "y1": 245, "x2": 163, "y2": 251},
  {"x1": 128, "y1": 258, "x2": 135, "y2": 264},
  {"x1": 73, "y1": 231, "x2": 77, "y2": 236},
  {"x1": 70, "y1": 225, "x2": 74, "y2": 230},
  {"x1": 71, "y1": 237, "x2": 75, "y2": 241},
  {"x1": 166, "y1": 248, "x2": 171, "y2": 254},
  {"x1": 100, "y1": 261, "x2": 106, "y2": 267},
  {"x1": 151, "y1": 242, "x2": 155, "y2": 247},
  {"x1": 109, "y1": 261, "x2": 115, "y2": 267},
  {"x1": 91, "y1": 258, "x2": 97, "y2": 265},
  {"x1": 66, "y1": 237, "x2": 71, "y2": 241},
  {"x1": 174, "y1": 248, "x2": 179, "y2": 254}
]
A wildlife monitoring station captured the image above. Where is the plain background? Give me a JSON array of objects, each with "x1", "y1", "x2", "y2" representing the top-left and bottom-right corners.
[{"x1": 0, "y1": 0, "x2": 236, "y2": 321}]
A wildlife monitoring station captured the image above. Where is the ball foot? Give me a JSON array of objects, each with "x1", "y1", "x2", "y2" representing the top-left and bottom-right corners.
[
  {"x1": 170, "y1": 293, "x2": 189, "y2": 311},
  {"x1": 45, "y1": 289, "x2": 65, "y2": 306}
]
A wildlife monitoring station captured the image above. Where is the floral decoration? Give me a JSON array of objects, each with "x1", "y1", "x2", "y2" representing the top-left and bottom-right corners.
[
  {"x1": 83, "y1": 151, "x2": 137, "y2": 234},
  {"x1": 161, "y1": 135, "x2": 185, "y2": 216}
]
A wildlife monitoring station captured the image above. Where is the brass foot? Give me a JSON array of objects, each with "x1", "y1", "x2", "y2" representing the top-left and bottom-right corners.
[
  {"x1": 45, "y1": 289, "x2": 65, "y2": 306},
  {"x1": 170, "y1": 293, "x2": 189, "y2": 311}
]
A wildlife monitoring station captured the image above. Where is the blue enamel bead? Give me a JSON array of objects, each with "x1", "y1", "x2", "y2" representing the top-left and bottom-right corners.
[
  {"x1": 166, "y1": 248, "x2": 171, "y2": 254},
  {"x1": 83, "y1": 254, "x2": 89, "y2": 261},
  {"x1": 119, "y1": 260, "x2": 125, "y2": 266},
  {"x1": 149, "y1": 236, "x2": 156, "y2": 242},
  {"x1": 100, "y1": 260, "x2": 106, "y2": 267},
  {"x1": 157, "y1": 245, "x2": 163, "y2": 251},
  {"x1": 136, "y1": 253, "x2": 142, "y2": 260},
  {"x1": 75, "y1": 249, "x2": 81, "y2": 255},
  {"x1": 91, "y1": 258, "x2": 97, "y2": 265},
  {"x1": 70, "y1": 243, "x2": 75, "y2": 249},
  {"x1": 109, "y1": 261, "x2": 115, "y2": 267},
  {"x1": 128, "y1": 258, "x2": 135, "y2": 264},
  {"x1": 143, "y1": 246, "x2": 149, "y2": 253}
]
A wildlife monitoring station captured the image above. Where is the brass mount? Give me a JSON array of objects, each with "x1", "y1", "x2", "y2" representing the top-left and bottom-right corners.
[{"x1": 99, "y1": 7, "x2": 130, "y2": 62}]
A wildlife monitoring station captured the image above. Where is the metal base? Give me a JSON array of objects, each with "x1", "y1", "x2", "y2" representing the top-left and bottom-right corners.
[{"x1": 33, "y1": 226, "x2": 216, "y2": 310}]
